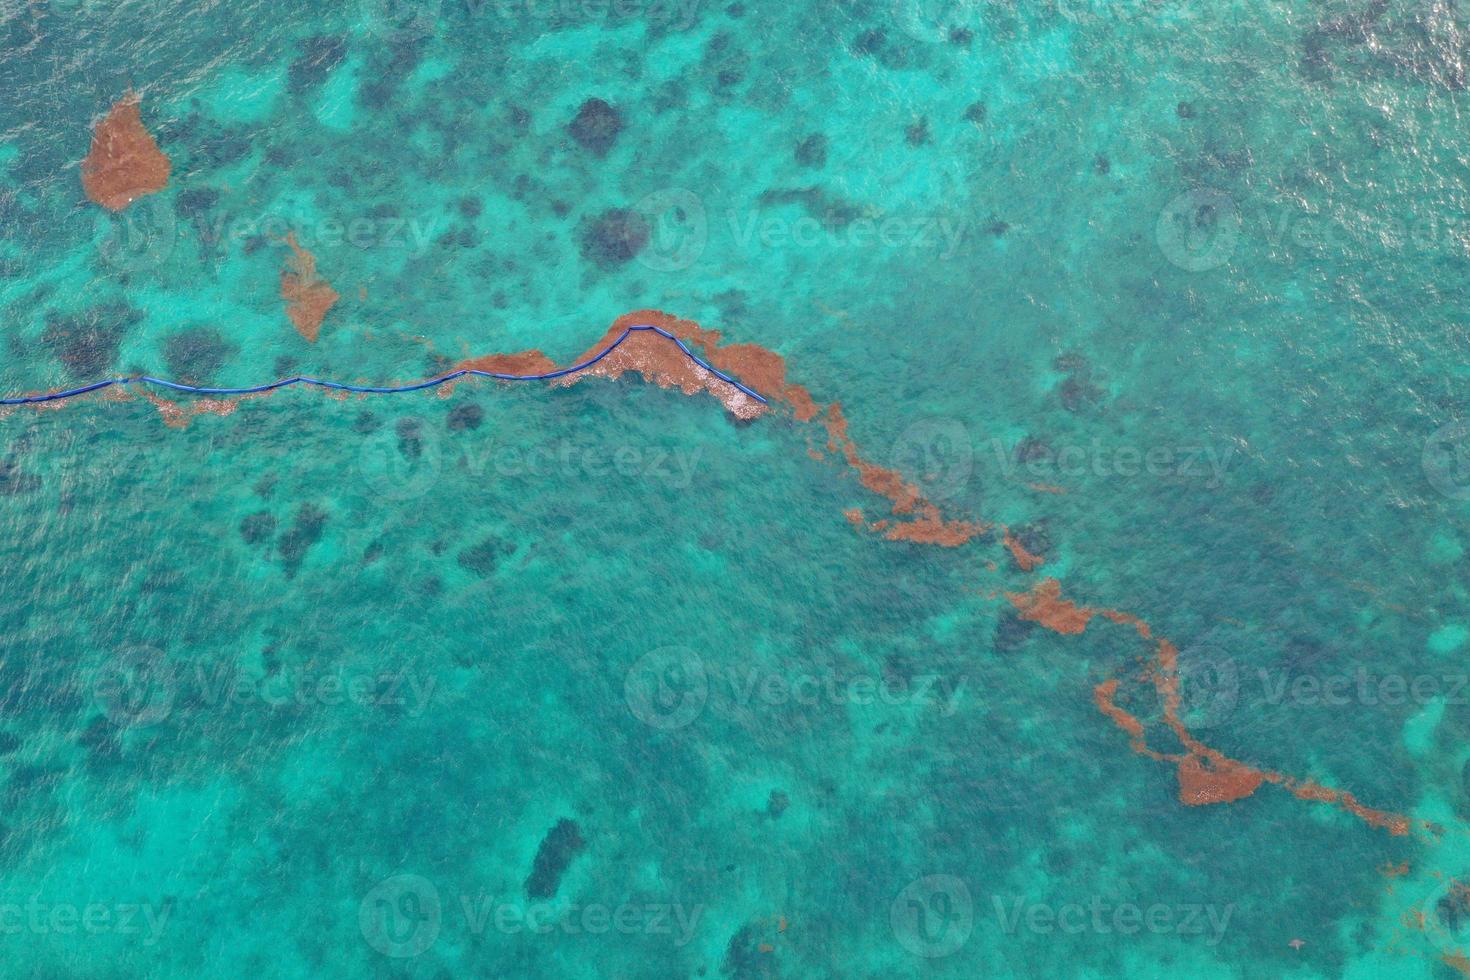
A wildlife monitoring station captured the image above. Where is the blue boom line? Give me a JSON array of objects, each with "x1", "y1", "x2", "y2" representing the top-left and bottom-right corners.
[{"x1": 0, "y1": 324, "x2": 769, "y2": 408}]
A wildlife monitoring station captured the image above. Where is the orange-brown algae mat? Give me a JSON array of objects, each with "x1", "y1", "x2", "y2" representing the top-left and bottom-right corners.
[
  {"x1": 279, "y1": 233, "x2": 341, "y2": 343},
  {"x1": 1012, "y1": 578, "x2": 1425, "y2": 837},
  {"x1": 481, "y1": 309, "x2": 1432, "y2": 840},
  {"x1": 2, "y1": 306, "x2": 1433, "y2": 838},
  {"x1": 80, "y1": 91, "x2": 171, "y2": 211},
  {"x1": 570, "y1": 310, "x2": 988, "y2": 545}
]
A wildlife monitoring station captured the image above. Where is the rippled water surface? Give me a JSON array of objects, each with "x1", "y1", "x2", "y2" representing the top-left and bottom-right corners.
[{"x1": 3, "y1": 1, "x2": 1470, "y2": 976}]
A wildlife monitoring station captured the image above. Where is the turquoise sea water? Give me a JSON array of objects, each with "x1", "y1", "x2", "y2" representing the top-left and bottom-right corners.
[{"x1": 4, "y1": 0, "x2": 1470, "y2": 976}]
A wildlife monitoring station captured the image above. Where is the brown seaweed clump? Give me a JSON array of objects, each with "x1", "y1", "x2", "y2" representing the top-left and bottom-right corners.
[
  {"x1": 80, "y1": 92, "x2": 171, "y2": 211},
  {"x1": 1013, "y1": 578, "x2": 1418, "y2": 834},
  {"x1": 583, "y1": 309, "x2": 983, "y2": 544},
  {"x1": 1002, "y1": 528, "x2": 1046, "y2": 570},
  {"x1": 554, "y1": 319, "x2": 767, "y2": 421},
  {"x1": 280, "y1": 232, "x2": 340, "y2": 342},
  {"x1": 0, "y1": 299, "x2": 1437, "y2": 841},
  {"x1": 820, "y1": 403, "x2": 985, "y2": 546},
  {"x1": 456, "y1": 351, "x2": 558, "y2": 376},
  {"x1": 139, "y1": 388, "x2": 256, "y2": 429},
  {"x1": 1005, "y1": 578, "x2": 1093, "y2": 634}
]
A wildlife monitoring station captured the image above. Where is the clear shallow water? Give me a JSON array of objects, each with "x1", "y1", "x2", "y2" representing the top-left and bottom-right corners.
[{"x1": 3, "y1": 0, "x2": 1470, "y2": 976}]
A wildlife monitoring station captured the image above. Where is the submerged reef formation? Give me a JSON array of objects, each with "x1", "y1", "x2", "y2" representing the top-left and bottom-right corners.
[
  {"x1": 41, "y1": 303, "x2": 140, "y2": 379},
  {"x1": 80, "y1": 92, "x2": 171, "y2": 211},
  {"x1": 568, "y1": 98, "x2": 622, "y2": 157},
  {"x1": 525, "y1": 818, "x2": 586, "y2": 900}
]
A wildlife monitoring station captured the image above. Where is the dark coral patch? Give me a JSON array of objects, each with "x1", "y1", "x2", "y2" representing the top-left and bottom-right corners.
[
  {"x1": 1059, "y1": 376, "x2": 1102, "y2": 413},
  {"x1": 851, "y1": 27, "x2": 919, "y2": 70},
  {"x1": 1054, "y1": 354, "x2": 1103, "y2": 414},
  {"x1": 569, "y1": 98, "x2": 622, "y2": 157},
  {"x1": 1006, "y1": 521, "x2": 1052, "y2": 569},
  {"x1": 457, "y1": 536, "x2": 512, "y2": 577},
  {"x1": 702, "y1": 31, "x2": 749, "y2": 93},
  {"x1": 278, "y1": 504, "x2": 327, "y2": 578},
  {"x1": 289, "y1": 35, "x2": 347, "y2": 93},
  {"x1": 446, "y1": 402, "x2": 484, "y2": 431},
  {"x1": 795, "y1": 133, "x2": 827, "y2": 169},
  {"x1": 78, "y1": 716, "x2": 122, "y2": 764},
  {"x1": 767, "y1": 789, "x2": 790, "y2": 818},
  {"x1": 240, "y1": 512, "x2": 276, "y2": 546},
  {"x1": 721, "y1": 923, "x2": 768, "y2": 977},
  {"x1": 0, "y1": 460, "x2": 39, "y2": 496},
  {"x1": 993, "y1": 609, "x2": 1036, "y2": 652},
  {"x1": 526, "y1": 818, "x2": 586, "y2": 899},
  {"x1": 41, "y1": 304, "x2": 139, "y2": 379},
  {"x1": 1016, "y1": 436, "x2": 1051, "y2": 462},
  {"x1": 395, "y1": 418, "x2": 424, "y2": 459},
  {"x1": 175, "y1": 186, "x2": 220, "y2": 218},
  {"x1": 163, "y1": 326, "x2": 237, "y2": 384},
  {"x1": 578, "y1": 209, "x2": 649, "y2": 268}
]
